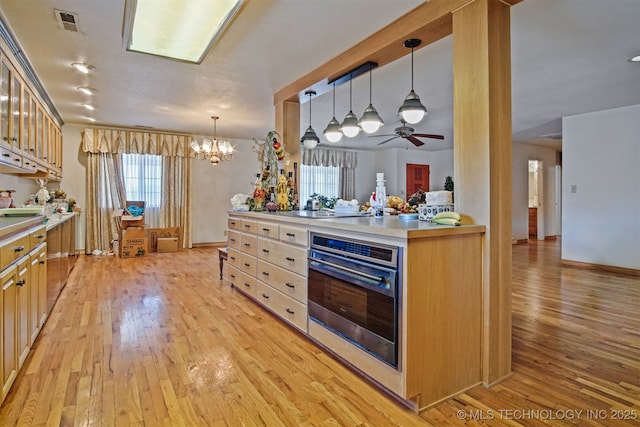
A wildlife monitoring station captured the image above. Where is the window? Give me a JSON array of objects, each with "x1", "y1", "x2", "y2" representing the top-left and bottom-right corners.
[
  {"x1": 122, "y1": 153, "x2": 162, "y2": 226},
  {"x1": 299, "y1": 165, "x2": 339, "y2": 205}
]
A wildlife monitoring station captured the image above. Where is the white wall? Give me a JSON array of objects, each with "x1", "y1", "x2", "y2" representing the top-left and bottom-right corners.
[
  {"x1": 511, "y1": 142, "x2": 559, "y2": 241},
  {"x1": 562, "y1": 104, "x2": 640, "y2": 270}
]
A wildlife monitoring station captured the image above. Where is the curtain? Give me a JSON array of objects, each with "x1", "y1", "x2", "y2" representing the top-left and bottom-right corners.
[
  {"x1": 82, "y1": 128, "x2": 193, "y2": 251},
  {"x1": 84, "y1": 152, "x2": 127, "y2": 254},
  {"x1": 302, "y1": 147, "x2": 357, "y2": 200}
]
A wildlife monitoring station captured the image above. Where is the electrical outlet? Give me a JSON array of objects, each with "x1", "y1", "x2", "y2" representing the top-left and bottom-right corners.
[
  {"x1": 570, "y1": 185, "x2": 577, "y2": 193},
  {"x1": 223, "y1": 230, "x2": 228, "y2": 236}
]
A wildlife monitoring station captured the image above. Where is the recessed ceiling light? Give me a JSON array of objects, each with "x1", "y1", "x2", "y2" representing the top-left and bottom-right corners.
[
  {"x1": 78, "y1": 87, "x2": 96, "y2": 95},
  {"x1": 84, "y1": 116, "x2": 96, "y2": 122},
  {"x1": 125, "y1": 0, "x2": 243, "y2": 63},
  {"x1": 630, "y1": 55, "x2": 640, "y2": 62},
  {"x1": 81, "y1": 103, "x2": 96, "y2": 111},
  {"x1": 71, "y1": 62, "x2": 94, "y2": 73}
]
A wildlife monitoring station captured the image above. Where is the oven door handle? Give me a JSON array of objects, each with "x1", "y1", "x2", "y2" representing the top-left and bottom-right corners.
[{"x1": 310, "y1": 258, "x2": 384, "y2": 284}]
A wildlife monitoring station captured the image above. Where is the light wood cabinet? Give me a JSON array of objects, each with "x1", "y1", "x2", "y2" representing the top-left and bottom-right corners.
[
  {"x1": 227, "y1": 214, "x2": 308, "y2": 332},
  {"x1": 0, "y1": 219, "x2": 47, "y2": 404},
  {"x1": 1, "y1": 263, "x2": 17, "y2": 402},
  {"x1": 0, "y1": 47, "x2": 63, "y2": 179}
]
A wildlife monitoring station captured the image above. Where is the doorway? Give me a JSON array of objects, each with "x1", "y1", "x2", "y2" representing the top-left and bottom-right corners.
[
  {"x1": 406, "y1": 164, "x2": 429, "y2": 199},
  {"x1": 528, "y1": 160, "x2": 544, "y2": 240}
]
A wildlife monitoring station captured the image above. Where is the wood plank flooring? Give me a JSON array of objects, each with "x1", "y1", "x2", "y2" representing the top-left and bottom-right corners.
[{"x1": 0, "y1": 240, "x2": 638, "y2": 426}]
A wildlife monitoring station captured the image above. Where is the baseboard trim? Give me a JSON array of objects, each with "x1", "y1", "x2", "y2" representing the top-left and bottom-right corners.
[
  {"x1": 192, "y1": 242, "x2": 226, "y2": 248},
  {"x1": 562, "y1": 259, "x2": 640, "y2": 277}
]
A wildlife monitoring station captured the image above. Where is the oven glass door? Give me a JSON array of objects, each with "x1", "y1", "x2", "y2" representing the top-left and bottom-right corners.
[{"x1": 308, "y1": 250, "x2": 398, "y2": 366}]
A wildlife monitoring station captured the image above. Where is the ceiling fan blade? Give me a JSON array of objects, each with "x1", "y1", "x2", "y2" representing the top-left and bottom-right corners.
[
  {"x1": 369, "y1": 133, "x2": 397, "y2": 138},
  {"x1": 377, "y1": 136, "x2": 399, "y2": 145},
  {"x1": 406, "y1": 135, "x2": 425, "y2": 147},
  {"x1": 412, "y1": 133, "x2": 445, "y2": 140}
]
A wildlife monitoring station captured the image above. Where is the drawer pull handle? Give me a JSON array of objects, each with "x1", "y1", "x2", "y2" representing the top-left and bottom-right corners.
[
  {"x1": 16, "y1": 279, "x2": 26, "y2": 287},
  {"x1": 39, "y1": 260, "x2": 45, "y2": 264},
  {"x1": 244, "y1": 263, "x2": 250, "y2": 267},
  {"x1": 229, "y1": 238, "x2": 236, "y2": 242},
  {"x1": 230, "y1": 274, "x2": 236, "y2": 279},
  {"x1": 285, "y1": 308, "x2": 295, "y2": 314},
  {"x1": 285, "y1": 282, "x2": 295, "y2": 288},
  {"x1": 14, "y1": 245, "x2": 25, "y2": 252},
  {"x1": 229, "y1": 256, "x2": 236, "y2": 260},
  {"x1": 230, "y1": 221, "x2": 236, "y2": 225},
  {"x1": 285, "y1": 257, "x2": 295, "y2": 262},
  {"x1": 35, "y1": 234, "x2": 45, "y2": 239},
  {"x1": 262, "y1": 249, "x2": 270, "y2": 254},
  {"x1": 286, "y1": 232, "x2": 295, "y2": 237},
  {"x1": 244, "y1": 282, "x2": 251, "y2": 288},
  {"x1": 2, "y1": 153, "x2": 9, "y2": 157},
  {"x1": 262, "y1": 228, "x2": 270, "y2": 232},
  {"x1": 261, "y1": 293, "x2": 269, "y2": 299},
  {"x1": 244, "y1": 243, "x2": 251, "y2": 247},
  {"x1": 262, "y1": 271, "x2": 269, "y2": 276},
  {"x1": 244, "y1": 224, "x2": 251, "y2": 228}
]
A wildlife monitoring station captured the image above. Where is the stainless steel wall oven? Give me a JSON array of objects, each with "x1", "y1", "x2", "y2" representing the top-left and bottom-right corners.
[{"x1": 308, "y1": 233, "x2": 401, "y2": 368}]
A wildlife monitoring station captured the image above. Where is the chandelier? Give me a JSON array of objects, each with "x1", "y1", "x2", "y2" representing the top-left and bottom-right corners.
[{"x1": 190, "y1": 116, "x2": 234, "y2": 164}]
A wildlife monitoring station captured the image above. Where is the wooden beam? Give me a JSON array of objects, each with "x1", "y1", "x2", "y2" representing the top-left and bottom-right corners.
[
  {"x1": 273, "y1": 0, "x2": 473, "y2": 105},
  {"x1": 452, "y1": 0, "x2": 513, "y2": 384}
]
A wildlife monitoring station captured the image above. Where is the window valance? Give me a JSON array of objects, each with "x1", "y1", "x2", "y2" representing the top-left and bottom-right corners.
[
  {"x1": 301, "y1": 147, "x2": 357, "y2": 168},
  {"x1": 82, "y1": 128, "x2": 193, "y2": 157}
]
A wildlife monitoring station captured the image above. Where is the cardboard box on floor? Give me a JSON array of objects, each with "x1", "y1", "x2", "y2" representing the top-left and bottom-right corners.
[
  {"x1": 157, "y1": 237, "x2": 179, "y2": 253},
  {"x1": 148, "y1": 227, "x2": 183, "y2": 252},
  {"x1": 122, "y1": 201, "x2": 145, "y2": 229},
  {"x1": 120, "y1": 227, "x2": 147, "y2": 258}
]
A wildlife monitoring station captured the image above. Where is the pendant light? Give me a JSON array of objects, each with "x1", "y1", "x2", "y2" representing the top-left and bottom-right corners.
[
  {"x1": 340, "y1": 76, "x2": 361, "y2": 138},
  {"x1": 359, "y1": 68, "x2": 384, "y2": 134},
  {"x1": 323, "y1": 82, "x2": 343, "y2": 143},
  {"x1": 300, "y1": 90, "x2": 320, "y2": 149},
  {"x1": 397, "y1": 38, "x2": 427, "y2": 125}
]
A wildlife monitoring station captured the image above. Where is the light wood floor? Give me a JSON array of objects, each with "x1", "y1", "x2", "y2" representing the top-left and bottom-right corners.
[{"x1": 1, "y1": 240, "x2": 638, "y2": 426}]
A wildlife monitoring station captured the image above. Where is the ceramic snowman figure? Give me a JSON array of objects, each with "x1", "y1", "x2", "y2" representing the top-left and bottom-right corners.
[{"x1": 36, "y1": 179, "x2": 49, "y2": 206}]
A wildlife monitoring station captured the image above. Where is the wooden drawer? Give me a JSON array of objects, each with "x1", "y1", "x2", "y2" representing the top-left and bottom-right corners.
[
  {"x1": 1, "y1": 232, "x2": 30, "y2": 271},
  {"x1": 257, "y1": 238, "x2": 307, "y2": 277},
  {"x1": 240, "y1": 253, "x2": 257, "y2": 276},
  {"x1": 227, "y1": 265, "x2": 242, "y2": 287},
  {"x1": 227, "y1": 248, "x2": 241, "y2": 269},
  {"x1": 256, "y1": 282, "x2": 307, "y2": 332},
  {"x1": 240, "y1": 219, "x2": 258, "y2": 234},
  {"x1": 227, "y1": 230, "x2": 241, "y2": 250},
  {"x1": 240, "y1": 234, "x2": 258, "y2": 256},
  {"x1": 279, "y1": 225, "x2": 308, "y2": 247},
  {"x1": 237, "y1": 271, "x2": 258, "y2": 299},
  {"x1": 228, "y1": 217, "x2": 242, "y2": 231},
  {"x1": 29, "y1": 226, "x2": 46, "y2": 247},
  {"x1": 257, "y1": 221, "x2": 279, "y2": 240},
  {"x1": 257, "y1": 260, "x2": 307, "y2": 303}
]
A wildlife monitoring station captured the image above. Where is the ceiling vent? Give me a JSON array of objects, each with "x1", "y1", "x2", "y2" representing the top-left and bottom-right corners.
[{"x1": 54, "y1": 9, "x2": 80, "y2": 32}]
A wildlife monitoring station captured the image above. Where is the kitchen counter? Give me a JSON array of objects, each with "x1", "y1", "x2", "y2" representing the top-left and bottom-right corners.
[
  {"x1": 229, "y1": 210, "x2": 485, "y2": 239},
  {"x1": 227, "y1": 210, "x2": 485, "y2": 411},
  {"x1": 45, "y1": 212, "x2": 76, "y2": 231},
  {"x1": 0, "y1": 214, "x2": 45, "y2": 239}
]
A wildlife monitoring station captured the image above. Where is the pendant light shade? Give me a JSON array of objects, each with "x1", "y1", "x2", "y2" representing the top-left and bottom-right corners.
[
  {"x1": 341, "y1": 77, "x2": 360, "y2": 138},
  {"x1": 323, "y1": 82, "x2": 343, "y2": 143},
  {"x1": 301, "y1": 90, "x2": 319, "y2": 149},
  {"x1": 398, "y1": 39, "x2": 428, "y2": 125},
  {"x1": 359, "y1": 69, "x2": 384, "y2": 134}
]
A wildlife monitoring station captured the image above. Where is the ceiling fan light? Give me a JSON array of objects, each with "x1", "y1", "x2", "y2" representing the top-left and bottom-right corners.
[
  {"x1": 301, "y1": 126, "x2": 320, "y2": 149},
  {"x1": 398, "y1": 90, "x2": 427, "y2": 124},
  {"x1": 341, "y1": 111, "x2": 361, "y2": 138},
  {"x1": 323, "y1": 117, "x2": 343, "y2": 143},
  {"x1": 359, "y1": 104, "x2": 384, "y2": 134}
]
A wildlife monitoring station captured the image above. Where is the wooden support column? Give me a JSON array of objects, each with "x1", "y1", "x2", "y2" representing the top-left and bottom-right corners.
[
  {"x1": 275, "y1": 100, "x2": 300, "y2": 191},
  {"x1": 452, "y1": 0, "x2": 513, "y2": 384}
]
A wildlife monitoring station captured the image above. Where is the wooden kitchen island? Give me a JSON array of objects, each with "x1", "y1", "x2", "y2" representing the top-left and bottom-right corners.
[{"x1": 226, "y1": 211, "x2": 485, "y2": 412}]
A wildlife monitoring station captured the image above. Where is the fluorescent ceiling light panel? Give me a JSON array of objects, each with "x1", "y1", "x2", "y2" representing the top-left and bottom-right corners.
[{"x1": 127, "y1": 0, "x2": 242, "y2": 63}]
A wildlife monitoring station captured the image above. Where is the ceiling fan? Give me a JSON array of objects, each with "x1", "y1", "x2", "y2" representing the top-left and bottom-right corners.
[{"x1": 372, "y1": 120, "x2": 444, "y2": 146}]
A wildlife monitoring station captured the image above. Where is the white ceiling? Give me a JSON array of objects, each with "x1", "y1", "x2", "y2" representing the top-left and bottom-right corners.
[{"x1": 0, "y1": 0, "x2": 638, "y2": 152}]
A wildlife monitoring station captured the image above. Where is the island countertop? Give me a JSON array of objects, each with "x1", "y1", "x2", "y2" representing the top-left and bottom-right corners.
[{"x1": 227, "y1": 210, "x2": 485, "y2": 239}]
